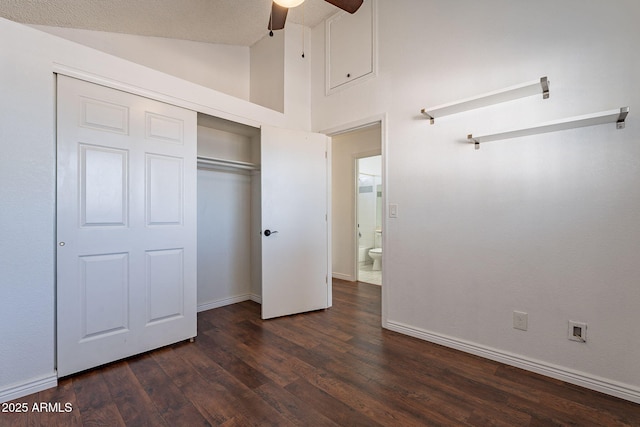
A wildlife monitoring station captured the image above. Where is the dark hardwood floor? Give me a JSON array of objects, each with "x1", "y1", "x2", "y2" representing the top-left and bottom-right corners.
[{"x1": 3, "y1": 279, "x2": 640, "y2": 426}]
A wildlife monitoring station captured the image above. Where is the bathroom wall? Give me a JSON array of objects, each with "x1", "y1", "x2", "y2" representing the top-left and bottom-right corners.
[
  {"x1": 357, "y1": 173, "x2": 377, "y2": 257},
  {"x1": 357, "y1": 154, "x2": 382, "y2": 258}
]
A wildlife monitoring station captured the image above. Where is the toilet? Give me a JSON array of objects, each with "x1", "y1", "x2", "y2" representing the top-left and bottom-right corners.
[
  {"x1": 369, "y1": 248, "x2": 382, "y2": 271},
  {"x1": 368, "y1": 230, "x2": 382, "y2": 271}
]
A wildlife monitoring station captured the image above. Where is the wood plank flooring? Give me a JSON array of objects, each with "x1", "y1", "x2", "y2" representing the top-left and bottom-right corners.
[{"x1": 3, "y1": 279, "x2": 640, "y2": 426}]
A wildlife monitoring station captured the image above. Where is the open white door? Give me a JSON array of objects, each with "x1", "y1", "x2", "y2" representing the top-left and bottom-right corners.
[
  {"x1": 56, "y1": 76, "x2": 197, "y2": 376},
  {"x1": 261, "y1": 125, "x2": 331, "y2": 319}
]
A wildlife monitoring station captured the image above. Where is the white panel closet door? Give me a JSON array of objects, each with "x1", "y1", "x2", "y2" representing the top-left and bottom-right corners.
[
  {"x1": 56, "y1": 75, "x2": 197, "y2": 376},
  {"x1": 260, "y1": 125, "x2": 331, "y2": 319}
]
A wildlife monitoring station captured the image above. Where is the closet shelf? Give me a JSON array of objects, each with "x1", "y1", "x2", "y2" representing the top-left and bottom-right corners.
[
  {"x1": 467, "y1": 107, "x2": 629, "y2": 149},
  {"x1": 421, "y1": 77, "x2": 549, "y2": 124},
  {"x1": 197, "y1": 156, "x2": 260, "y2": 171}
]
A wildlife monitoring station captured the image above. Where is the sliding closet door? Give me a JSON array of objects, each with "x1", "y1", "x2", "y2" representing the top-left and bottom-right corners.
[
  {"x1": 260, "y1": 125, "x2": 331, "y2": 319},
  {"x1": 56, "y1": 75, "x2": 197, "y2": 376}
]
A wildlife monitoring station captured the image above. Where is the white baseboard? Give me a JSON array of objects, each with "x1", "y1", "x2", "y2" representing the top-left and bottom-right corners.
[
  {"x1": 386, "y1": 320, "x2": 640, "y2": 405},
  {"x1": 250, "y1": 293, "x2": 262, "y2": 304},
  {"x1": 197, "y1": 294, "x2": 253, "y2": 312},
  {"x1": 0, "y1": 373, "x2": 57, "y2": 404},
  {"x1": 332, "y1": 272, "x2": 355, "y2": 281}
]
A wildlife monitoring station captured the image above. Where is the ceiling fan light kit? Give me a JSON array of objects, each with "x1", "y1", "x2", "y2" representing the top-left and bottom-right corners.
[
  {"x1": 268, "y1": 0, "x2": 363, "y2": 34},
  {"x1": 274, "y1": 0, "x2": 305, "y2": 7}
]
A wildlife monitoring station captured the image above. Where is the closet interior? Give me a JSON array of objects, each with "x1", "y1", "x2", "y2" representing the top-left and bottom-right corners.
[{"x1": 196, "y1": 113, "x2": 262, "y2": 312}]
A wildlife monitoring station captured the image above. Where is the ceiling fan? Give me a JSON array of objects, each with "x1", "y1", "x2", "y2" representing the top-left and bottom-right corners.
[{"x1": 268, "y1": 0, "x2": 364, "y2": 36}]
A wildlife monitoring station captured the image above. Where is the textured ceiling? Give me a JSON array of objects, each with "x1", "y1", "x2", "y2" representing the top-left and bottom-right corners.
[{"x1": 0, "y1": 0, "x2": 338, "y2": 46}]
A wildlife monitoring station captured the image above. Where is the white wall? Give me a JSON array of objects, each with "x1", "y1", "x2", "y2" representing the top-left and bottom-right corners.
[
  {"x1": 313, "y1": 0, "x2": 640, "y2": 402},
  {"x1": 0, "y1": 23, "x2": 57, "y2": 401},
  {"x1": 0, "y1": 16, "x2": 304, "y2": 403},
  {"x1": 357, "y1": 173, "x2": 377, "y2": 251},
  {"x1": 197, "y1": 125, "x2": 256, "y2": 162},
  {"x1": 332, "y1": 125, "x2": 381, "y2": 280},
  {"x1": 358, "y1": 155, "x2": 381, "y2": 176},
  {"x1": 357, "y1": 156, "x2": 382, "y2": 253},
  {"x1": 283, "y1": 24, "x2": 313, "y2": 131},
  {"x1": 197, "y1": 168, "x2": 253, "y2": 309},
  {"x1": 358, "y1": 155, "x2": 383, "y2": 252},
  {"x1": 31, "y1": 23, "x2": 313, "y2": 132},
  {"x1": 250, "y1": 164, "x2": 263, "y2": 301},
  {"x1": 250, "y1": 23, "x2": 311, "y2": 126},
  {"x1": 251, "y1": 31, "x2": 285, "y2": 112},
  {"x1": 33, "y1": 25, "x2": 251, "y2": 100},
  {"x1": 196, "y1": 123, "x2": 258, "y2": 310}
]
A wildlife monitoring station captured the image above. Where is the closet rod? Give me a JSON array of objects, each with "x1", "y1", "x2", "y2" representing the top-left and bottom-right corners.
[{"x1": 197, "y1": 156, "x2": 260, "y2": 171}]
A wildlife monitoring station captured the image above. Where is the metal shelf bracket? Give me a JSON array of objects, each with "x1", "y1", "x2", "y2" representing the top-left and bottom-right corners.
[
  {"x1": 421, "y1": 109, "x2": 435, "y2": 124},
  {"x1": 540, "y1": 76, "x2": 550, "y2": 99},
  {"x1": 617, "y1": 106, "x2": 629, "y2": 129}
]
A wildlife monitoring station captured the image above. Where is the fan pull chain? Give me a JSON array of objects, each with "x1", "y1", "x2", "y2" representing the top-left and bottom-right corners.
[
  {"x1": 269, "y1": 4, "x2": 274, "y2": 37},
  {"x1": 301, "y1": 2, "x2": 305, "y2": 58}
]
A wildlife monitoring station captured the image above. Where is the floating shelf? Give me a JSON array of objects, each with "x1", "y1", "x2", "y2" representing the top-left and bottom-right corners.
[
  {"x1": 197, "y1": 156, "x2": 260, "y2": 171},
  {"x1": 467, "y1": 107, "x2": 629, "y2": 149},
  {"x1": 421, "y1": 77, "x2": 549, "y2": 124}
]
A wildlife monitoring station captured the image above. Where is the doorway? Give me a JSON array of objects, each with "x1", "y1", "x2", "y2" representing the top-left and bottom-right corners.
[
  {"x1": 356, "y1": 155, "x2": 382, "y2": 285},
  {"x1": 195, "y1": 115, "x2": 331, "y2": 320},
  {"x1": 329, "y1": 121, "x2": 383, "y2": 286}
]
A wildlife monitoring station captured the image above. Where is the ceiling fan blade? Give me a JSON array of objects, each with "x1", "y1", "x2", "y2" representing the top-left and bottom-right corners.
[
  {"x1": 324, "y1": 0, "x2": 364, "y2": 14},
  {"x1": 268, "y1": 2, "x2": 289, "y2": 31}
]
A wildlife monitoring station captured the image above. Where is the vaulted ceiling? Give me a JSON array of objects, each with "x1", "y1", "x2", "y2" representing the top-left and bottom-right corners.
[{"x1": 0, "y1": 0, "x2": 339, "y2": 46}]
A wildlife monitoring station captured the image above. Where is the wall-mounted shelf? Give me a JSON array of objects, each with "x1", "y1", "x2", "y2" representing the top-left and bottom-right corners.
[
  {"x1": 421, "y1": 77, "x2": 549, "y2": 124},
  {"x1": 467, "y1": 107, "x2": 629, "y2": 149}
]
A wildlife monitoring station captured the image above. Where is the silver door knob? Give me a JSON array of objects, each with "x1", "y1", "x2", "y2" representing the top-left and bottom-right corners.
[{"x1": 59, "y1": 242, "x2": 65, "y2": 246}]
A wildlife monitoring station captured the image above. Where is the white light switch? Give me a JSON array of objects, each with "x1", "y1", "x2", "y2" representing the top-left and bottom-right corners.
[{"x1": 389, "y1": 203, "x2": 398, "y2": 218}]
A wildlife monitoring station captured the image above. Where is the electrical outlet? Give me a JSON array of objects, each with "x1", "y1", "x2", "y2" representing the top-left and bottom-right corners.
[
  {"x1": 513, "y1": 311, "x2": 528, "y2": 331},
  {"x1": 568, "y1": 320, "x2": 587, "y2": 342}
]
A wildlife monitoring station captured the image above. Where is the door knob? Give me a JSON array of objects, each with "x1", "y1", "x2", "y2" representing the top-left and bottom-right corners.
[{"x1": 264, "y1": 229, "x2": 278, "y2": 237}]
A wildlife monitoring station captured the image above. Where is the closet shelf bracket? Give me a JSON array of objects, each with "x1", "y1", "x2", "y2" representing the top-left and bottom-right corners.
[
  {"x1": 467, "y1": 107, "x2": 629, "y2": 149},
  {"x1": 421, "y1": 76, "x2": 549, "y2": 124}
]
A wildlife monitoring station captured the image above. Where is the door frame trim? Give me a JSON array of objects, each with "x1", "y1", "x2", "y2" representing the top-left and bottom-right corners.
[{"x1": 320, "y1": 113, "x2": 388, "y2": 328}]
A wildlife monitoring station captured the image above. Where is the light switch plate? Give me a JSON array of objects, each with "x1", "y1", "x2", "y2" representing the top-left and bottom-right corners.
[{"x1": 389, "y1": 203, "x2": 398, "y2": 218}]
